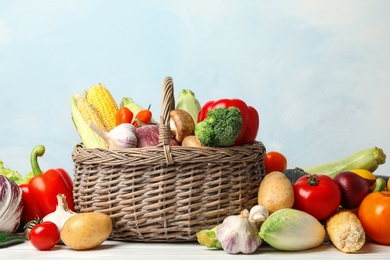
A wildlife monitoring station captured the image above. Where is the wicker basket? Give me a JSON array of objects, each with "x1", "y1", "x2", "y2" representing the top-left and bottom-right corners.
[{"x1": 72, "y1": 76, "x2": 266, "y2": 242}]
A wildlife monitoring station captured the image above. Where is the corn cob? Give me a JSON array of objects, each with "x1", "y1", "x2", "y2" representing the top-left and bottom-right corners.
[
  {"x1": 325, "y1": 210, "x2": 365, "y2": 253},
  {"x1": 71, "y1": 94, "x2": 108, "y2": 148},
  {"x1": 85, "y1": 83, "x2": 119, "y2": 131}
]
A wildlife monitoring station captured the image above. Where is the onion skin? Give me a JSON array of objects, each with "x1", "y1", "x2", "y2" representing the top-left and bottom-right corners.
[{"x1": 333, "y1": 171, "x2": 375, "y2": 209}]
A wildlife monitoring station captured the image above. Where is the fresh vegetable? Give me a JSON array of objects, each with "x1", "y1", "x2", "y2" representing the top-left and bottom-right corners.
[
  {"x1": 115, "y1": 107, "x2": 133, "y2": 126},
  {"x1": 133, "y1": 105, "x2": 153, "y2": 127},
  {"x1": 349, "y1": 169, "x2": 376, "y2": 181},
  {"x1": 0, "y1": 232, "x2": 24, "y2": 248},
  {"x1": 19, "y1": 145, "x2": 75, "y2": 223},
  {"x1": 120, "y1": 97, "x2": 157, "y2": 123},
  {"x1": 135, "y1": 124, "x2": 179, "y2": 147},
  {"x1": 305, "y1": 147, "x2": 386, "y2": 178},
  {"x1": 293, "y1": 174, "x2": 341, "y2": 221},
  {"x1": 358, "y1": 191, "x2": 390, "y2": 245},
  {"x1": 0, "y1": 161, "x2": 23, "y2": 184},
  {"x1": 264, "y1": 151, "x2": 287, "y2": 174},
  {"x1": 29, "y1": 221, "x2": 60, "y2": 251},
  {"x1": 326, "y1": 210, "x2": 365, "y2": 253},
  {"x1": 60, "y1": 212, "x2": 113, "y2": 250},
  {"x1": 170, "y1": 109, "x2": 195, "y2": 144},
  {"x1": 249, "y1": 204, "x2": 269, "y2": 228},
  {"x1": 259, "y1": 208, "x2": 326, "y2": 251},
  {"x1": 372, "y1": 177, "x2": 387, "y2": 192},
  {"x1": 42, "y1": 194, "x2": 77, "y2": 232},
  {"x1": 85, "y1": 83, "x2": 119, "y2": 131},
  {"x1": 257, "y1": 171, "x2": 294, "y2": 214},
  {"x1": 196, "y1": 205, "x2": 268, "y2": 252},
  {"x1": 282, "y1": 167, "x2": 308, "y2": 184},
  {"x1": 71, "y1": 94, "x2": 108, "y2": 148},
  {"x1": 196, "y1": 225, "x2": 222, "y2": 249},
  {"x1": 388, "y1": 178, "x2": 390, "y2": 191},
  {"x1": 216, "y1": 209, "x2": 262, "y2": 254},
  {"x1": 0, "y1": 175, "x2": 23, "y2": 233},
  {"x1": 194, "y1": 107, "x2": 243, "y2": 147},
  {"x1": 197, "y1": 98, "x2": 259, "y2": 146},
  {"x1": 176, "y1": 89, "x2": 202, "y2": 123},
  {"x1": 181, "y1": 135, "x2": 204, "y2": 147},
  {"x1": 89, "y1": 122, "x2": 137, "y2": 150},
  {"x1": 333, "y1": 171, "x2": 374, "y2": 209}
]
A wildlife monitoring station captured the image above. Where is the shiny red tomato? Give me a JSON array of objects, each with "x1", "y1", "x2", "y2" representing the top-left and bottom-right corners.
[
  {"x1": 29, "y1": 221, "x2": 60, "y2": 250},
  {"x1": 358, "y1": 191, "x2": 390, "y2": 245},
  {"x1": 115, "y1": 107, "x2": 134, "y2": 126},
  {"x1": 293, "y1": 174, "x2": 341, "y2": 221},
  {"x1": 263, "y1": 151, "x2": 287, "y2": 174}
]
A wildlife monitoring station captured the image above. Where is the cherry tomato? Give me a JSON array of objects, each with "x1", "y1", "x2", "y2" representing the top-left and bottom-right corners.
[
  {"x1": 115, "y1": 107, "x2": 134, "y2": 126},
  {"x1": 263, "y1": 151, "x2": 287, "y2": 174},
  {"x1": 358, "y1": 191, "x2": 390, "y2": 245},
  {"x1": 293, "y1": 174, "x2": 341, "y2": 221},
  {"x1": 29, "y1": 221, "x2": 60, "y2": 251}
]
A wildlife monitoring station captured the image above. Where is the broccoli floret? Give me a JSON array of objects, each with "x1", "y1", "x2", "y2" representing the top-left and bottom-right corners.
[
  {"x1": 194, "y1": 107, "x2": 243, "y2": 147},
  {"x1": 282, "y1": 167, "x2": 309, "y2": 184}
]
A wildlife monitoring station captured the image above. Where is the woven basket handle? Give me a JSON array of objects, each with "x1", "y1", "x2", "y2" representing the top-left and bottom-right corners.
[{"x1": 158, "y1": 76, "x2": 175, "y2": 164}]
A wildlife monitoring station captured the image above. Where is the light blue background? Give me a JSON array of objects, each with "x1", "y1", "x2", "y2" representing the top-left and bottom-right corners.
[{"x1": 1, "y1": 0, "x2": 389, "y2": 177}]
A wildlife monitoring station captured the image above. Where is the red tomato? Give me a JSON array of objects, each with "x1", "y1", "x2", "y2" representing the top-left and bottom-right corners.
[
  {"x1": 263, "y1": 151, "x2": 287, "y2": 174},
  {"x1": 358, "y1": 191, "x2": 390, "y2": 245},
  {"x1": 293, "y1": 174, "x2": 341, "y2": 221},
  {"x1": 115, "y1": 107, "x2": 134, "y2": 126},
  {"x1": 29, "y1": 221, "x2": 60, "y2": 251}
]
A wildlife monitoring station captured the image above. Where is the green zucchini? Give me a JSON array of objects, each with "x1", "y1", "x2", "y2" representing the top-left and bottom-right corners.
[{"x1": 305, "y1": 147, "x2": 386, "y2": 178}]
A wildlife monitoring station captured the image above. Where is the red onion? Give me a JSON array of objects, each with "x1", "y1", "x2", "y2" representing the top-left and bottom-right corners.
[
  {"x1": 0, "y1": 175, "x2": 24, "y2": 232},
  {"x1": 333, "y1": 171, "x2": 375, "y2": 209}
]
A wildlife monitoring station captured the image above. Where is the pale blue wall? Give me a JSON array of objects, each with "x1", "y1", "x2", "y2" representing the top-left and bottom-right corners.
[{"x1": 1, "y1": 0, "x2": 389, "y2": 176}]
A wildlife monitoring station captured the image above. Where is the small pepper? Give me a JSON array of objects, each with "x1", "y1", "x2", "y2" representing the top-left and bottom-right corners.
[
  {"x1": 19, "y1": 145, "x2": 75, "y2": 223},
  {"x1": 132, "y1": 104, "x2": 152, "y2": 127},
  {"x1": 115, "y1": 107, "x2": 134, "y2": 126},
  {"x1": 0, "y1": 232, "x2": 25, "y2": 248},
  {"x1": 197, "y1": 98, "x2": 259, "y2": 146}
]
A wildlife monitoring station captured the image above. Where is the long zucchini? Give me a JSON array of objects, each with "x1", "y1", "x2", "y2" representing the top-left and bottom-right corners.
[{"x1": 305, "y1": 147, "x2": 386, "y2": 178}]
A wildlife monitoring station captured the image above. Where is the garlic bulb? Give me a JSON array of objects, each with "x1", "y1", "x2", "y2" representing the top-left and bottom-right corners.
[
  {"x1": 216, "y1": 209, "x2": 262, "y2": 254},
  {"x1": 89, "y1": 122, "x2": 137, "y2": 150},
  {"x1": 42, "y1": 194, "x2": 77, "y2": 232}
]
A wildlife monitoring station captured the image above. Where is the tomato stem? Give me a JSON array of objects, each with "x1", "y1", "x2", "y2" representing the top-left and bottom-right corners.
[{"x1": 307, "y1": 174, "x2": 320, "y2": 186}]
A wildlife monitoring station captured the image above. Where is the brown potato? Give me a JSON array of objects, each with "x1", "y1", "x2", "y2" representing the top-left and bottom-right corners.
[
  {"x1": 60, "y1": 212, "x2": 113, "y2": 250},
  {"x1": 181, "y1": 135, "x2": 204, "y2": 147},
  {"x1": 257, "y1": 171, "x2": 294, "y2": 214}
]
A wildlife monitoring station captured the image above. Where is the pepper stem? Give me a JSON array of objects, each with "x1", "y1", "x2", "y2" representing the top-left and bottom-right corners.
[{"x1": 30, "y1": 145, "x2": 45, "y2": 176}]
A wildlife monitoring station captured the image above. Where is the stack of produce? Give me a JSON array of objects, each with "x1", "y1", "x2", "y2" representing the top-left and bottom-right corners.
[
  {"x1": 70, "y1": 83, "x2": 260, "y2": 150},
  {"x1": 196, "y1": 147, "x2": 389, "y2": 254}
]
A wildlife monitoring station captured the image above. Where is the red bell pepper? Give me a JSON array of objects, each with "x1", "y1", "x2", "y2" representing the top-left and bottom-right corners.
[
  {"x1": 197, "y1": 98, "x2": 259, "y2": 146},
  {"x1": 19, "y1": 145, "x2": 75, "y2": 223}
]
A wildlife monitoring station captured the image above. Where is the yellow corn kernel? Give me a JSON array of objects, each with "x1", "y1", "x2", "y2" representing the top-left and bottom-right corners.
[
  {"x1": 74, "y1": 94, "x2": 108, "y2": 148},
  {"x1": 326, "y1": 210, "x2": 365, "y2": 253},
  {"x1": 85, "y1": 83, "x2": 119, "y2": 131}
]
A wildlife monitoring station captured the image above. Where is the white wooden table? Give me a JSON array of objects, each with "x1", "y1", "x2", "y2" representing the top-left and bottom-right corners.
[{"x1": 1, "y1": 240, "x2": 389, "y2": 260}]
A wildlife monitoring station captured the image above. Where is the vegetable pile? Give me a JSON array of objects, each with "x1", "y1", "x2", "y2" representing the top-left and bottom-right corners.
[
  {"x1": 0, "y1": 80, "x2": 389, "y2": 256},
  {"x1": 197, "y1": 147, "x2": 389, "y2": 254},
  {"x1": 70, "y1": 83, "x2": 260, "y2": 150}
]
